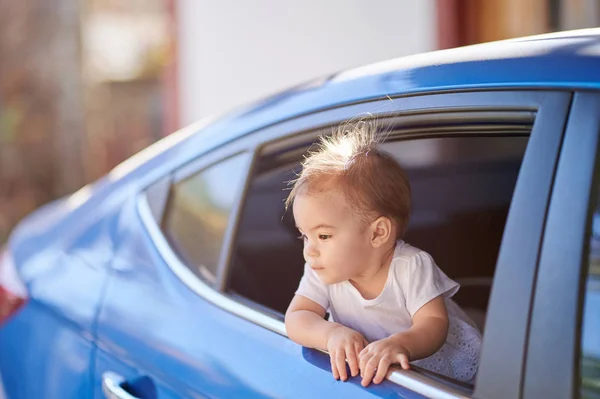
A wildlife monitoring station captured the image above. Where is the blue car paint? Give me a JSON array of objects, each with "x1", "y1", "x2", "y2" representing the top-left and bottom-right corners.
[
  {"x1": 0, "y1": 29, "x2": 599, "y2": 398},
  {"x1": 91, "y1": 196, "x2": 420, "y2": 398},
  {"x1": 0, "y1": 301, "x2": 97, "y2": 398},
  {"x1": 0, "y1": 204, "x2": 116, "y2": 397}
]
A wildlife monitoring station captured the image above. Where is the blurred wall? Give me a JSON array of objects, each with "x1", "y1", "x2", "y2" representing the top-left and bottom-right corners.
[
  {"x1": 177, "y1": 0, "x2": 436, "y2": 125},
  {"x1": 82, "y1": 1, "x2": 169, "y2": 181},
  {"x1": 558, "y1": 0, "x2": 599, "y2": 30}
]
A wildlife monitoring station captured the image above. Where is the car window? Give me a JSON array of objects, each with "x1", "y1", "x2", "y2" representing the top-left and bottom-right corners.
[
  {"x1": 162, "y1": 153, "x2": 249, "y2": 285},
  {"x1": 227, "y1": 132, "x2": 528, "y2": 338},
  {"x1": 581, "y1": 201, "x2": 600, "y2": 398}
]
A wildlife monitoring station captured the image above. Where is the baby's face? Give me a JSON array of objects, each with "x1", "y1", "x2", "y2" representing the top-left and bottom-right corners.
[{"x1": 292, "y1": 187, "x2": 375, "y2": 284}]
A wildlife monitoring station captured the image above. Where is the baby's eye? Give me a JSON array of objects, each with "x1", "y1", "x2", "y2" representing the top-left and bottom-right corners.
[{"x1": 318, "y1": 234, "x2": 331, "y2": 241}]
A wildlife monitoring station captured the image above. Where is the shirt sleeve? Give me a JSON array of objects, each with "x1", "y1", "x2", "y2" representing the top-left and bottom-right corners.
[
  {"x1": 295, "y1": 263, "x2": 329, "y2": 310},
  {"x1": 402, "y1": 251, "x2": 459, "y2": 317}
]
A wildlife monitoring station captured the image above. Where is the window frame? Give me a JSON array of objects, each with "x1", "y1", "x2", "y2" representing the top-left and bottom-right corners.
[
  {"x1": 138, "y1": 89, "x2": 572, "y2": 399},
  {"x1": 521, "y1": 92, "x2": 600, "y2": 399}
]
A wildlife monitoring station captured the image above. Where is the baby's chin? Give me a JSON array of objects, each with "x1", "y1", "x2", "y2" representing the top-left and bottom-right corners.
[{"x1": 316, "y1": 270, "x2": 346, "y2": 285}]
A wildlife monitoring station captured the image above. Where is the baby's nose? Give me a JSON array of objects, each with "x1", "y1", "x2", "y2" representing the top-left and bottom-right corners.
[{"x1": 304, "y1": 241, "x2": 319, "y2": 259}]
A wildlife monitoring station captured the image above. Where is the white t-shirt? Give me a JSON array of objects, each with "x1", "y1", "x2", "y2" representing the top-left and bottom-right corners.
[{"x1": 295, "y1": 240, "x2": 482, "y2": 382}]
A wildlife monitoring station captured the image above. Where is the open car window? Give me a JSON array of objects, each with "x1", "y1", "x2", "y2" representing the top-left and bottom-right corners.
[{"x1": 226, "y1": 118, "x2": 530, "y2": 392}]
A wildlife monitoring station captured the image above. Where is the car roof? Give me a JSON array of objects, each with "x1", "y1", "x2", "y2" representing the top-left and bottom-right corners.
[
  {"x1": 220, "y1": 28, "x2": 600, "y2": 134},
  {"x1": 180, "y1": 28, "x2": 600, "y2": 146}
]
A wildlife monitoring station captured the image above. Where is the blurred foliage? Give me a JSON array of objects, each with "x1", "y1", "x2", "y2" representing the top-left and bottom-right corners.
[
  {"x1": 0, "y1": 0, "x2": 169, "y2": 244},
  {"x1": 0, "y1": 0, "x2": 73, "y2": 244}
]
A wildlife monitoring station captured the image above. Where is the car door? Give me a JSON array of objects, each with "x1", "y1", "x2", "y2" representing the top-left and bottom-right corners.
[
  {"x1": 93, "y1": 90, "x2": 570, "y2": 399},
  {"x1": 518, "y1": 92, "x2": 600, "y2": 399},
  {"x1": 92, "y1": 135, "x2": 406, "y2": 399},
  {"x1": 227, "y1": 90, "x2": 572, "y2": 399}
]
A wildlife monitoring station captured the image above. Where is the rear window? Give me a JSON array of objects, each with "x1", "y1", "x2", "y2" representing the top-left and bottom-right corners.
[{"x1": 162, "y1": 153, "x2": 249, "y2": 285}]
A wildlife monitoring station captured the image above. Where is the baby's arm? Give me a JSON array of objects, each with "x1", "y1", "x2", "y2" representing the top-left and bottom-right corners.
[
  {"x1": 389, "y1": 295, "x2": 449, "y2": 359},
  {"x1": 285, "y1": 294, "x2": 368, "y2": 381},
  {"x1": 359, "y1": 296, "x2": 449, "y2": 386},
  {"x1": 285, "y1": 294, "x2": 334, "y2": 350}
]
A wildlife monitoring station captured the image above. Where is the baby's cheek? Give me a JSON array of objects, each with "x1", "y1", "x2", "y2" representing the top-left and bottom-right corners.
[{"x1": 342, "y1": 245, "x2": 363, "y2": 265}]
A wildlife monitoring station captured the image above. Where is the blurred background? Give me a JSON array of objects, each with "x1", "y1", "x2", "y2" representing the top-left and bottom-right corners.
[{"x1": 0, "y1": 0, "x2": 598, "y2": 243}]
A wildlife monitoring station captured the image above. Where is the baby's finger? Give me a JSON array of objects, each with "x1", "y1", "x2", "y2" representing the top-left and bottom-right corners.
[
  {"x1": 330, "y1": 351, "x2": 340, "y2": 380},
  {"x1": 359, "y1": 343, "x2": 371, "y2": 358},
  {"x1": 336, "y1": 350, "x2": 348, "y2": 381},
  {"x1": 373, "y1": 356, "x2": 392, "y2": 384},
  {"x1": 397, "y1": 353, "x2": 411, "y2": 370},
  {"x1": 346, "y1": 346, "x2": 359, "y2": 377},
  {"x1": 355, "y1": 341, "x2": 365, "y2": 363},
  {"x1": 361, "y1": 357, "x2": 379, "y2": 387},
  {"x1": 359, "y1": 351, "x2": 371, "y2": 377}
]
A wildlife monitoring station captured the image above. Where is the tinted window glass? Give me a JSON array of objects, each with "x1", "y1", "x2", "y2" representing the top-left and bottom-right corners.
[
  {"x1": 581, "y1": 202, "x2": 600, "y2": 398},
  {"x1": 163, "y1": 153, "x2": 249, "y2": 284}
]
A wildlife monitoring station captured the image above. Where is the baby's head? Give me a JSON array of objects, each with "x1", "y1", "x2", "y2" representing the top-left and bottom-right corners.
[{"x1": 286, "y1": 121, "x2": 411, "y2": 284}]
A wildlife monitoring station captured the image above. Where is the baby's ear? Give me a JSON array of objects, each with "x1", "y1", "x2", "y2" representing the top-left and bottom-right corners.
[{"x1": 370, "y1": 216, "x2": 393, "y2": 247}]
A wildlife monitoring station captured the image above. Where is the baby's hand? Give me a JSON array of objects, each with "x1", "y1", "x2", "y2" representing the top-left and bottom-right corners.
[
  {"x1": 359, "y1": 336, "x2": 411, "y2": 386},
  {"x1": 326, "y1": 324, "x2": 368, "y2": 381}
]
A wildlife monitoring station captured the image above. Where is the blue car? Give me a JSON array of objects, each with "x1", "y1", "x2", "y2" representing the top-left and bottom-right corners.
[{"x1": 1, "y1": 28, "x2": 600, "y2": 399}]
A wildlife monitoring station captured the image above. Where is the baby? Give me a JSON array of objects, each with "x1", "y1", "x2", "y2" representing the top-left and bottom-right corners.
[{"x1": 284, "y1": 122, "x2": 482, "y2": 387}]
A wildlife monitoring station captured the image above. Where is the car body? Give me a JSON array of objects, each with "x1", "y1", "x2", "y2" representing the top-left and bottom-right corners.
[{"x1": 1, "y1": 28, "x2": 600, "y2": 399}]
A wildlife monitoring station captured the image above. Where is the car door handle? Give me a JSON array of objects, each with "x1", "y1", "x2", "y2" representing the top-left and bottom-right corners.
[{"x1": 102, "y1": 371, "x2": 141, "y2": 399}]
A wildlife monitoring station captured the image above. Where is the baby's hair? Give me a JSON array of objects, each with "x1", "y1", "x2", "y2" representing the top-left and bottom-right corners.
[{"x1": 285, "y1": 120, "x2": 411, "y2": 238}]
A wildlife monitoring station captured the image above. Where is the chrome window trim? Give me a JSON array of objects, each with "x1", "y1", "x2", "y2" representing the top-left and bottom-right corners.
[
  {"x1": 137, "y1": 193, "x2": 285, "y2": 334},
  {"x1": 137, "y1": 193, "x2": 470, "y2": 399}
]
